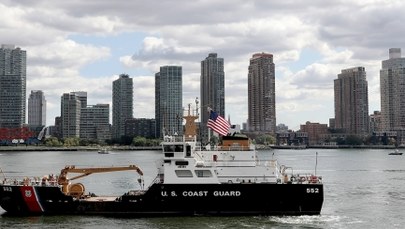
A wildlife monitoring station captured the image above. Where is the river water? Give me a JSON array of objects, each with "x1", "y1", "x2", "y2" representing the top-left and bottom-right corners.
[{"x1": 0, "y1": 148, "x2": 404, "y2": 228}]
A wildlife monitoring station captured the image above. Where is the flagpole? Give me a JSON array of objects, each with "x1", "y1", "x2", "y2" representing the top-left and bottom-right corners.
[
  {"x1": 208, "y1": 123, "x2": 211, "y2": 146},
  {"x1": 315, "y1": 152, "x2": 318, "y2": 176},
  {"x1": 207, "y1": 107, "x2": 211, "y2": 146}
]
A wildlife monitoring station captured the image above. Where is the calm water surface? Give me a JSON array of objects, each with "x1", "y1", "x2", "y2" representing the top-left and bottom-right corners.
[{"x1": 0, "y1": 148, "x2": 404, "y2": 228}]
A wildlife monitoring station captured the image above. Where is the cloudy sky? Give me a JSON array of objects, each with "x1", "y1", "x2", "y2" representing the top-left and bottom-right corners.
[{"x1": 2, "y1": 0, "x2": 404, "y2": 130}]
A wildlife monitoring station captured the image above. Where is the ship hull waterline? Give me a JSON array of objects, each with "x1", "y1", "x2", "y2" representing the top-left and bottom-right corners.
[{"x1": 0, "y1": 183, "x2": 323, "y2": 216}]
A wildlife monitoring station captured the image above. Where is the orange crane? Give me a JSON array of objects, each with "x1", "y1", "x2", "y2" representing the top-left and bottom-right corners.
[{"x1": 57, "y1": 165, "x2": 143, "y2": 198}]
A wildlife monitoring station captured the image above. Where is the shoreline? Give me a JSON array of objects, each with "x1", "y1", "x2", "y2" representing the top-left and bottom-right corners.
[
  {"x1": 0, "y1": 146, "x2": 161, "y2": 151},
  {"x1": 258, "y1": 145, "x2": 397, "y2": 150},
  {"x1": 0, "y1": 145, "x2": 399, "y2": 151}
]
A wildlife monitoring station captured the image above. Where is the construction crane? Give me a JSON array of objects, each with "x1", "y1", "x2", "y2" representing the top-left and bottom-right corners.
[{"x1": 57, "y1": 165, "x2": 144, "y2": 198}]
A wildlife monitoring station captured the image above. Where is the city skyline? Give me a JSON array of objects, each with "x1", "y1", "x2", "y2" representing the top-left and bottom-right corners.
[{"x1": 2, "y1": 1, "x2": 405, "y2": 130}]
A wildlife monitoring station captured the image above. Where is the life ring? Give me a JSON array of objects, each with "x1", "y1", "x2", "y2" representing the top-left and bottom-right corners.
[
  {"x1": 310, "y1": 175, "x2": 318, "y2": 183},
  {"x1": 300, "y1": 176, "x2": 306, "y2": 182}
]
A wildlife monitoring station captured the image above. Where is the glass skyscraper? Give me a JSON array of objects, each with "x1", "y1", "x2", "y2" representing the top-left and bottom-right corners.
[
  {"x1": 112, "y1": 74, "x2": 133, "y2": 139},
  {"x1": 200, "y1": 53, "x2": 225, "y2": 143},
  {"x1": 0, "y1": 44, "x2": 26, "y2": 128},
  {"x1": 155, "y1": 66, "x2": 183, "y2": 138}
]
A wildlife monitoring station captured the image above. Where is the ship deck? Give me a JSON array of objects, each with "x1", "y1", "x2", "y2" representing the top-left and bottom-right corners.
[{"x1": 82, "y1": 196, "x2": 118, "y2": 202}]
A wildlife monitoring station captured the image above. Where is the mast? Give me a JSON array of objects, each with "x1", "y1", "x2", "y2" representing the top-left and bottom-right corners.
[{"x1": 183, "y1": 100, "x2": 199, "y2": 141}]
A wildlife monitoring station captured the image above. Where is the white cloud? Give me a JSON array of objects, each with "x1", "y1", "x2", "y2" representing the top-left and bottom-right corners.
[{"x1": 28, "y1": 39, "x2": 110, "y2": 68}]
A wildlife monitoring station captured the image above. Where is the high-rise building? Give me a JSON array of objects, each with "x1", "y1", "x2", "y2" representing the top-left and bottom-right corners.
[
  {"x1": 73, "y1": 91, "x2": 87, "y2": 108},
  {"x1": 155, "y1": 66, "x2": 182, "y2": 138},
  {"x1": 334, "y1": 67, "x2": 369, "y2": 135},
  {"x1": 200, "y1": 53, "x2": 225, "y2": 142},
  {"x1": 380, "y1": 48, "x2": 405, "y2": 131},
  {"x1": 247, "y1": 53, "x2": 276, "y2": 134},
  {"x1": 112, "y1": 74, "x2": 133, "y2": 139},
  {"x1": 80, "y1": 104, "x2": 110, "y2": 142},
  {"x1": 61, "y1": 92, "x2": 82, "y2": 138},
  {"x1": 0, "y1": 44, "x2": 26, "y2": 128},
  {"x1": 28, "y1": 90, "x2": 46, "y2": 129}
]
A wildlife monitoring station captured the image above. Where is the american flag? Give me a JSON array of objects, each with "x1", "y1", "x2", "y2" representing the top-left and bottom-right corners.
[{"x1": 207, "y1": 110, "x2": 230, "y2": 136}]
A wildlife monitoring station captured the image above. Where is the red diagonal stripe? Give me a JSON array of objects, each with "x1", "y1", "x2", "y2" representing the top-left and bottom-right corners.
[{"x1": 20, "y1": 186, "x2": 43, "y2": 213}]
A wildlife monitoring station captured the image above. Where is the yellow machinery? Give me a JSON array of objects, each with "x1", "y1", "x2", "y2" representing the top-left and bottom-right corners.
[{"x1": 57, "y1": 165, "x2": 143, "y2": 198}]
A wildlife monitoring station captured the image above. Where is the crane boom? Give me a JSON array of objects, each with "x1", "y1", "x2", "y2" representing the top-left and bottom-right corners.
[{"x1": 57, "y1": 165, "x2": 143, "y2": 196}]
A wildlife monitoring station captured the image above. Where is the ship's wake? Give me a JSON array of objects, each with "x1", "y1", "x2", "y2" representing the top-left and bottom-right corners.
[{"x1": 265, "y1": 215, "x2": 363, "y2": 228}]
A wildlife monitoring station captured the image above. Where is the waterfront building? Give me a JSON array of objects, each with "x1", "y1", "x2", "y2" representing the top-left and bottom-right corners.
[
  {"x1": 112, "y1": 74, "x2": 133, "y2": 139},
  {"x1": 125, "y1": 118, "x2": 156, "y2": 139},
  {"x1": 300, "y1": 121, "x2": 328, "y2": 146},
  {"x1": 28, "y1": 90, "x2": 46, "y2": 129},
  {"x1": 155, "y1": 66, "x2": 182, "y2": 138},
  {"x1": 60, "y1": 92, "x2": 82, "y2": 138},
  {"x1": 276, "y1": 132, "x2": 308, "y2": 146},
  {"x1": 0, "y1": 44, "x2": 26, "y2": 128},
  {"x1": 380, "y1": 48, "x2": 405, "y2": 132},
  {"x1": 247, "y1": 52, "x2": 276, "y2": 134},
  {"x1": 334, "y1": 67, "x2": 369, "y2": 135},
  {"x1": 80, "y1": 104, "x2": 110, "y2": 142},
  {"x1": 200, "y1": 53, "x2": 225, "y2": 142}
]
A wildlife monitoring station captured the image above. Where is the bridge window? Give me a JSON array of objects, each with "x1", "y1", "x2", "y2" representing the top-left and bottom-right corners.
[
  {"x1": 175, "y1": 161, "x2": 189, "y2": 166},
  {"x1": 164, "y1": 145, "x2": 174, "y2": 152},
  {"x1": 164, "y1": 152, "x2": 174, "y2": 157},
  {"x1": 174, "y1": 145, "x2": 184, "y2": 152},
  {"x1": 175, "y1": 170, "x2": 193, "y2": 177},
  {"x1": 195, "y1": 170, "x2": 212, "y2": 178},
  {"x1": 164, "y1": 145, "x2": 184, "y2": 152}
]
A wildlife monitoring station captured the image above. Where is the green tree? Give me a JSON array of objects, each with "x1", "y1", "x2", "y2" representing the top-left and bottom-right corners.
[
  {"x1": 133, "y1": 136, "x2": 147, "y2": 146},
  {"x1": 44, "y1": 137, "x2": 63, "y2": 147},
  {"x1": 149, "y1": 139, "x2": 161, "y2": 146},
  {"x1": 255, "y1": 135, "x2": 276, "y2": 145},
  {"x1": 63, "y1": 137, "x2": 80, "y2": 147},
  {"x1": 388, "y1": 137, "x2": 397, "y2": 146}
]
